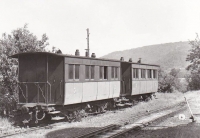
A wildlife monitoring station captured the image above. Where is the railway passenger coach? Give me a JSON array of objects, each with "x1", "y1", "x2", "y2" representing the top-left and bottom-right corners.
[{"x1": 11, "y1": 51, "x2": 159, "y2": 123}]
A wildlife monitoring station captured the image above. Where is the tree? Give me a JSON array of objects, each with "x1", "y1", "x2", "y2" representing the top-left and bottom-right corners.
[
  {"x1": 158, "y1": 68, "x2": 186, "y2": 93},
  {"x1": 0, "y1": 24, "x2": 49, "y2": 115},
  {"x1": 186, "y1": 34, "x2": 200, "y2": 90}
]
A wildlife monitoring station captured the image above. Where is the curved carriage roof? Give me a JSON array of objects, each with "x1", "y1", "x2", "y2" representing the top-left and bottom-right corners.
[{"x1": 10, "y1": 52, "x2": 160, "y2": 67}]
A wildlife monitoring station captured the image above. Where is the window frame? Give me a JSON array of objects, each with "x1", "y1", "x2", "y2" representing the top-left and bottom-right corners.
[
  {"x1": 147, "y1": 69, "x2": 152, "y2": 79},
  {"x1": 153, "y1": 70, "x2": 157, "y2": 79},
  {"x1": 90, "y1": 65, "x2": 95, "y2": 80},
  {"x1": 74, "y1": 64, "x2": 80, "y2": 80},
  {"x1": 115, "y1": 67, "x2": 118, "y2": 80},
  {"x1": 84, "y1": 65, "x2": 96, "y2": 81},
  {"x1": 68, "y1": 64, "x2": 80, "y2": 81},
  {"x1": 99, "y1": 66, "x2": 103, "y2": 80},
  {"x1": 111, "y1": 66, "x2": 115, "y2": 79},
  {"x1": 141, "y1": 69, "x2": 146, "y2": 79},
  {"x1": 85, "y1": 65, "x2": 90, "y2": 80},
  {"x1": 133, "y1": 68, "x2": 139, "y2": 79},
  {"x1": 103, "y1": 66, "x2": 108, "y2": 80},
  {"x1": 111, "y1": 66, "x2": 119, "y2": 80},
  {"x1": 68, "y1": 64, "x2": 74, "y2": 81},
  {"x1": 99, "y1": 66, "x2": 108, "y2": 80}
]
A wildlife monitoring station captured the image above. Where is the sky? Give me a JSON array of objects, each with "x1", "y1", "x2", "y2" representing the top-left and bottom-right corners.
[{"x1": 0, "y1": 0, "x2": 200, "y2": 57}]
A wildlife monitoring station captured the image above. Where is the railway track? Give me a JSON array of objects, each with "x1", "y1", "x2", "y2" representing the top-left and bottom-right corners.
[
  {"x1": 0, "y1": 101, "x2": 187, "y2": 138},
  {"x1": 72, "y1": 101, "x2": 187, "y2": 138},
  {"x1": 0, "y1": 120, "x2": 61, "y2": 138}
]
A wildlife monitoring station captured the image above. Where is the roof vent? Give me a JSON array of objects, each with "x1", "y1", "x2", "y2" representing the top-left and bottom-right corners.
[
  {"x1": 129, "y1": 58, "x2": 132, "y2": 62},
  {"x1": 137, "y1": 58, "x2": 141, "y2": 63},
  {"x1": 91, "y1": 53, "x2": 96, "y2": 58},
  {"x1": 75, "y1": 49, "x2": 80, "y2": 56},
  {"x1": 120, "y1": 57, "x2": 124, "y2": 61}
]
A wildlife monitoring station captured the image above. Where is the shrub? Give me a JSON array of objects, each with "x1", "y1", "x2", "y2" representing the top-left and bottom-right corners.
[
  {"x1": 158, "y1": 68, "x2": 187, "y2": 93},
  {"x1": 0, "y1": 24, "x2": 49, "y2": 116}
]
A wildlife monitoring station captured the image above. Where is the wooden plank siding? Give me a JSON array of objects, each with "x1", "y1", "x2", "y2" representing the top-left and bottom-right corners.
[{"x1": 64, "y1": 57, "x2": 121, "y2": 105}]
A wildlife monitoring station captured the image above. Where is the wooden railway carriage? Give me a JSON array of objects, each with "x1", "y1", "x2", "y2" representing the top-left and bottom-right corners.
[
  {"x1": 120, "y1": 60, "x2": 159, "y2": 102},
  {"x1": 11, "y1": 52, "x2": 159, "y2": 122},
  {"x1": 11, "y1": 52, "x2": 121, "y2": 106}
]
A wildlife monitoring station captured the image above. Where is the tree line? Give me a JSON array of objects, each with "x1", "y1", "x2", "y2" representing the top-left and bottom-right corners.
[{"x1": 158, "y1": 34, "x2": 200, "y2": 93}]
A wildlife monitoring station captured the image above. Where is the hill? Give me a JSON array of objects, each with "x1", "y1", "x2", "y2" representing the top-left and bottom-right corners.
[{"x1": 102, "y1": 41, "x2": 191, "y2": 71}]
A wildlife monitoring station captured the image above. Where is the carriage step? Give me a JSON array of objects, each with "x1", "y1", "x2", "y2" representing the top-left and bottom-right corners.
[
  {"x1": 124, "y1": 103, "x2": 133, "y2": 106},
  {"x1": 51, "y1": 116, "x2": 65, "y2": 120},
  {"x1": 116, "y1": 103, "x2": 125, "y2": 107},
  {"x1": 114, "y1": 99, "x2": 121, "y2": 103},
  {"x1": 121, "y1": 97, "x2": 129, "y2": 102},
  {"x1": 41, "y1": 106, "x2": 56, "y2": 112},
  {"x1": 48, "y1": 111, "x2": 61, "y2": 114}
]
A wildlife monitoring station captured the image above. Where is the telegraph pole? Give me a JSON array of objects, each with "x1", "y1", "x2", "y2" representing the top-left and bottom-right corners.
[{"x1": 86, "y1": 28, "x2": 90, "y2": 57}]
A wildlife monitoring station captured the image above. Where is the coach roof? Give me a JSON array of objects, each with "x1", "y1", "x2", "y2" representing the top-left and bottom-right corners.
[{"x1": 10, "y1": 52, "x2": 160, "y2": 67}]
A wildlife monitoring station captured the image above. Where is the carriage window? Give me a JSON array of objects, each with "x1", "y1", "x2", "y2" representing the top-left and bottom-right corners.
[
  {"x1": 115, "y1": 67, "x2": 118, "y2": 79},
  {"x1": 91, "y1": 66, "x2": 95, "y2": 79},
  {"x1": 68, "y1": 64, "x2": 79, "y2": 80},
  {"x1": 68, "y1": 64, "x2": 74, "y2": 80},
  {"x1": 133, "y1": 68, "x2": 139, "y2": 79},
  {"x1": 147, "y1": 69, "x2": 152, "y2": 78},
  {"x1": 75, "y1": 65, "x2": 80, "y2": 79},
  {"x1": 112, "y1": 67, "x2": 118, "y2": 79},
  {"x1": 99, "y1": 66, "x2": 103, "y2": 79},
  {"x1": 85, "y1": 65, "x2": 90, "y2": 79},
  {"x1": 104, "y1": 66, "x2": 108, "y2": 79},
  {"x1": 141, "y1": 69, "x2": 146, "y2": 79},
  {"x1": 111, "y1": 67, "x2": 115, "y2": 79},
  {"x1": 153, "y1": 70, "x2": 157, "y2": 79}
]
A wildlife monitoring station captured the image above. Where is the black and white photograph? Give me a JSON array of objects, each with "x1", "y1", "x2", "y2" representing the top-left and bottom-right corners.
[{"x1": 0, "y1": 0, "x2": 200, "y2": 137}]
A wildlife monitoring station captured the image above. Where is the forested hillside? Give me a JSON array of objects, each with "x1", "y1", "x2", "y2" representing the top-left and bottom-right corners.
[{"x1": 102, "y1": 41, "x2": 191, "y2": 71}]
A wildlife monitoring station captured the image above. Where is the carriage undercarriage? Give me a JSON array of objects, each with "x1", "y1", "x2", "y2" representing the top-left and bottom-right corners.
[{"x1": 12, "y1": 93, "x2": 155, "y2": 126}]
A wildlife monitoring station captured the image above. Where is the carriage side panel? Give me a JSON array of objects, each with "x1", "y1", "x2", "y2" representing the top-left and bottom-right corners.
[
  {"x1": 65, "y1": 83, "x2": 82, "y2": 104},
  {"x1": 64, "y1": 57, "x2": 120, "y2": 105},
  {"x1": 82, "y1": 82, "x2": 97, "y2": 102}
]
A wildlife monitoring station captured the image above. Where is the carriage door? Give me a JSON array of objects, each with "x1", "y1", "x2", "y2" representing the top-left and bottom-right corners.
[
  {"x1": 120, "y1": 62, "x2": 132, "y2": 96},
  {"x1": 48, "y1": 55, "x2": 64, "y2": 104}
]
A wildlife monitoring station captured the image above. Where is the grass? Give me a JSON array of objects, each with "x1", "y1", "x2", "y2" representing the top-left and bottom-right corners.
[
  {"x1": 0, "y1": 116, "x2": 13, "y2": 128},
  {"x1": 0, "y1": 91, "x2": 199, "y2": 138}
]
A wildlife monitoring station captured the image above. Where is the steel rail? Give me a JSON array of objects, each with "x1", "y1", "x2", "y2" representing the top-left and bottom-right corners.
[
  {"x1": 74, "y1": 124, "x2": 120, "y2": 138},
  {"x1": 65, "y1": 101, "x2": 186, "y2": 138},
  {"x1": 115, "y1": 101, "x2": 186, "y2": 125}
]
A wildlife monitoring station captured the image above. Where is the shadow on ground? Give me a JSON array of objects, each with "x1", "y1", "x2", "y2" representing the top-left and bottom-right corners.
[
  {"x1": 128, "y1": 122, "x2": 200, "y2": 138},
  {"x1": 46, "y1": 126, "x2": 106, "y2": 138}
]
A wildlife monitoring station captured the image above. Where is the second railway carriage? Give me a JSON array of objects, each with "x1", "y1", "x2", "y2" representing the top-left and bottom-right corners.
[
  {"x1": 120, "y1": 61, "x2": 158, "y2": 97},
  {"x1": 11, "y1": 51, "x2": 159, "y2": 123}
]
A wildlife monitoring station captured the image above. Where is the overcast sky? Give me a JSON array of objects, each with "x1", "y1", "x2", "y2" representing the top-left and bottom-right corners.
[{"x1": 0, "y1": 0, "x2": 200, "y2": 57}]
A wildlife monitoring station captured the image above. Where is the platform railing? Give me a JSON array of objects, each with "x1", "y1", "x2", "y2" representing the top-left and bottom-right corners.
[
  {"x1": 18, "y1": 82, "x2": 52, "y2": 104},
  {"x1": 34, "y1": 83, "x2": 46, "y2": 104},
  {"x1": 55, "y1": 80, "x2": 62, "y2": 101},
  {"x1": 17, "y1": 83, "x2": 28, "y2": 103}
]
